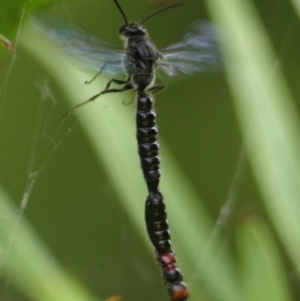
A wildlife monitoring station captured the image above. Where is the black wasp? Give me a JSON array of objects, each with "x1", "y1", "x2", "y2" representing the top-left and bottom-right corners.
[
  {"x1": 39, "y1": 0, "x2": 219, "y2": 116},
  {"x1": 38, "y1": 0, "x2": 219, "y2": 191},
  {"x1": 37, "y1": 1, "x2": 219, "y2": 300}
]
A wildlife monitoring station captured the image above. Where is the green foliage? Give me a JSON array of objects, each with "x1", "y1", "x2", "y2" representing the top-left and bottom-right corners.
[{"x1": 1, "y1": 0, "x2": 300, "y2": 300}]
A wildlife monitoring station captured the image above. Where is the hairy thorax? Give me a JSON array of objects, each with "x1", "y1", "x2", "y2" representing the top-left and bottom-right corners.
[{"x1": 124, "y1": 35, "x2": 159, "y2": 90}]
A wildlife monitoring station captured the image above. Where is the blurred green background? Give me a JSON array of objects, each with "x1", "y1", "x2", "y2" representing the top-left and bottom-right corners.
[{"x1": 1, "y1": 0, "x2": 300, "y2": 301}]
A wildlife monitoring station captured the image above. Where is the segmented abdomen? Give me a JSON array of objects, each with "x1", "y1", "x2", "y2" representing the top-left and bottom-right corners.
[
  {"x1": 136, "y1": 91, "x2": 161, "y2": 192},
  {"x1": 137, "y1": 91, "x2": 188, "y2": 300},
  {"x1": 146, "y1": 190, "x2": 189, "y2": 301}
]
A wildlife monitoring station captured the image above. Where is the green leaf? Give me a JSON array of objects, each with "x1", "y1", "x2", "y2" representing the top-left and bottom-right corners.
[
  {"x1": 237, "y1": 217, "x2": 292, "y2": 301},
  {"x1": 0, "y1": 187, "x2": 99, "y2": 301},
  {"x1": 289, "y1": 0, "x2": 300, "y2": 19},
  {"x1": 205, "y1": 0, "x2": 300, "y2": 273}
]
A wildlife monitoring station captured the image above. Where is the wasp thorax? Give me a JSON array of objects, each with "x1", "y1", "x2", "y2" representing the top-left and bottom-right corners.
[{"x1": 119, "y1": 23, "x2": 147, "y2": 37}]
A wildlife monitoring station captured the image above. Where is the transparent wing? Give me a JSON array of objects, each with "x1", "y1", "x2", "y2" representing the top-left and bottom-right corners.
[
  {"x1": 159, "y1": 21, "x2": 221, "y2": 78},
  {"x1": 34, "y1": 16, "x2": 125, "y2": 76}
]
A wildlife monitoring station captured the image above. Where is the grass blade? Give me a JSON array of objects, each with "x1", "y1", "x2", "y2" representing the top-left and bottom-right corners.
[
  {"x1": 237, "y1": 217, "x2": 292, "y2": 301},
  {"x1": 205, "y1": 0, "x2": 300, "y2": 273},
  {"x1": 0, "y1": 187, "x2": 99, "y2": 301}
]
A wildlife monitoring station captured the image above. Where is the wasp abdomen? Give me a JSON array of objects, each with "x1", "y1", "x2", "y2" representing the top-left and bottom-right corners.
[
  {"x1": 136, "y1": 91, "x2": 161, "y2": 189},
  {"x1": 145, "y1": 190, "x2": 189, "y2": 301}
]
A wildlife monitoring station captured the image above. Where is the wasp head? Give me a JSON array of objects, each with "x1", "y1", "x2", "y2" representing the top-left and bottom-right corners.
[{"x1": 119, "y1": 23, "x2": 147, "y2": 37}]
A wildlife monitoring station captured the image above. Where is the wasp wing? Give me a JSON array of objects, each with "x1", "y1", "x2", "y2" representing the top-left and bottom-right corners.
[
  {"x1": 34, "y1": 16, "x2": 125, "y2": 76},
  {"x1": 158, "y1": 21, "x2": 221, "y2": 78}
]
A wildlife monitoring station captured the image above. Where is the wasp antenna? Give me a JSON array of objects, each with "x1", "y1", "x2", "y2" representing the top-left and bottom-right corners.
[
  {"x1": 139, "y1": 2, "x2": 185, "y2": 25},
  {"x1": 113, "y1": 0, "x2": 128, "y2": 24}
]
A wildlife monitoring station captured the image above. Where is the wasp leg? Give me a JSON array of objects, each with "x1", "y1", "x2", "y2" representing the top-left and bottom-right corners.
[
  {"x1": 90, "y1": 83, "x2": 133, "y2": 100},
  {"x1": 105, "y1": 78, "x2": 128, "y2": 90},
  {"x1": 85, "y1": 63, "x2": 108, "y2": 85},
  {"x1": 63, "y1": 83, "x2": 133, "y2": 119}
]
